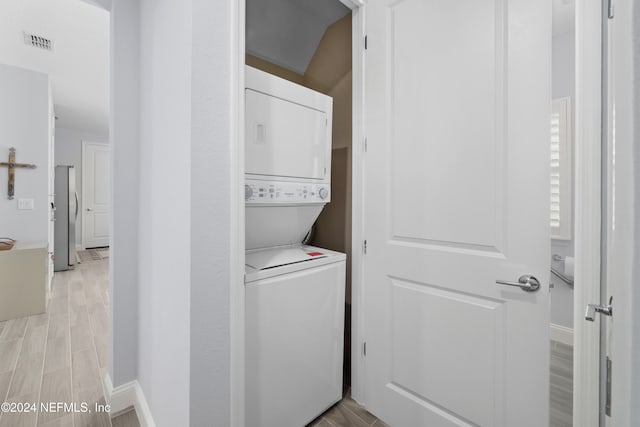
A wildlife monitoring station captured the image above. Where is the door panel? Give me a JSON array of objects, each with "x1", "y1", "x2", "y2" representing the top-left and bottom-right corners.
[
  {"x1": 389, "y1": 279, "x2": 504, "y2": 426},
  {"x1": 92, "y1": 213, "x2": 110, "y2": 240},
  {"x1": 389, "y1": 0, "x2": 504, "y2": 252},
  {"x1": 363, "y1": 0, "x2": 551, "y2": 426},
  {"x1": 83, "y1": 142, "x2": 110, "y2": 248}
]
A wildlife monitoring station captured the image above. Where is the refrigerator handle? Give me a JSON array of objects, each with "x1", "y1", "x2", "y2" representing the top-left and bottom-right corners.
[{"x1": 74, "y1": 193, "x2": 79, "y2": 219}]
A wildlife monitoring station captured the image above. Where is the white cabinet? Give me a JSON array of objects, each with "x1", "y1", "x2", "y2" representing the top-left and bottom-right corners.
[{"x1": 0, "y1": 243, "x2": 47, "y2": 321}]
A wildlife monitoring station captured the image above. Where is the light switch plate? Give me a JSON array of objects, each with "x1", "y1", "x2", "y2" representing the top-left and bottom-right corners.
[{"x1": 18, "y1": 199, "x2": 34, "y2": 210}]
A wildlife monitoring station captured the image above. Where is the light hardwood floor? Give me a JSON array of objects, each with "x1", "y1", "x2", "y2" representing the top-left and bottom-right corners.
[
  {"x1": 307, "y1": 390, "x2": 389, "y2": 427},
  {"x1": 550, "y1": 340, "x2": 573, "y2": 427},
  {"x1": 0, "y1": 254, "x2": 139, "y2": 427}
]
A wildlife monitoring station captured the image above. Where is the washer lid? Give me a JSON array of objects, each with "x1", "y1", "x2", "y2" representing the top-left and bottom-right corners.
[{"x1": 246, "y1": 246, "x2": 328, "y2": 271}]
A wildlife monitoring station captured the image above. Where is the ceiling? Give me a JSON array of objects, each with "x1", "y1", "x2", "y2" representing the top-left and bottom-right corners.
[
  {"x1": 246, "y1": 0, "x2": 350, "y2": 75},
  {"x1": 553, "y1": 0, "x2": 575, "y2": 37},
  {"x1": 0, "y1": 0, "x2": 109, "y2": 134}
]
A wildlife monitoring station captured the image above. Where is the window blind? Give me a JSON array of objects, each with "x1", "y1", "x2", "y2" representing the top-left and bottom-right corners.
[{"x1": 550, "y1": 98, "x2": 572, "y2": 240}]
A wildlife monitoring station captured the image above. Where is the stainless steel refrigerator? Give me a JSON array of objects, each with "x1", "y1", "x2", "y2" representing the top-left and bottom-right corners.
[{"x1": 54, "y1": 165, "x2": 78, "y2": 271}]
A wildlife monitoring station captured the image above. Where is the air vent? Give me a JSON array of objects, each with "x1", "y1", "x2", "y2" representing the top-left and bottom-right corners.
[{"x1": 23, "y1": 32, "x2": 54, "y2": 52}]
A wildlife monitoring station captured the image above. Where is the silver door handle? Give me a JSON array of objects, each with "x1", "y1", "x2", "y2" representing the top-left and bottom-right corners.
[
  {"x1": 496, "y1": 275, "x2": 541, "y2": 292},
  {"x1": 585, "y1": 296, "x2": 613, "y2": 321}
]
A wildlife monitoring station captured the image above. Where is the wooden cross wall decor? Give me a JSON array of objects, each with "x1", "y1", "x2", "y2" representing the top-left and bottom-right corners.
[{"x1": 0, "y1": 147, "x2": 37, "y2": 200}]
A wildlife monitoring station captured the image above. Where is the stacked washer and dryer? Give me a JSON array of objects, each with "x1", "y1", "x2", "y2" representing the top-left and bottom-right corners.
[{"x1": 244, "y1": 66, "x2": 346, "y2": 427}]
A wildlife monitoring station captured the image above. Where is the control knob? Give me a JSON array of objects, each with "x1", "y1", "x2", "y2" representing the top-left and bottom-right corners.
[
  {"x1": 318, "y1": 187, "x2": 329, "y2": 200},
  {"x1": 245, "y1": 184, "x2": 253, "y2": 200}
]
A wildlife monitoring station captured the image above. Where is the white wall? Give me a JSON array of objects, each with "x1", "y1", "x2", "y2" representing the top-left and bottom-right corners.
[
  {"x1": 110, "y1": 0, "x2": 237, "y2": 424},
  {"x1": 550, "y1": 31, "x2": 576, "y2": 328},
  {"x1": 55, "y1": 127, "x2": 108, "y2": 248},
  {"x1": 137, "y1": 0, "x2": 192, "y2": 424},
  {"x1": 189, "y1": 0, "x2": 237, "y2": 424},
  {"x1": 109, "y1": 0, "x2": 139, "y2": 389},
  {"x1": 0, "y1": 65, "x2": 49, "y2": 244}
]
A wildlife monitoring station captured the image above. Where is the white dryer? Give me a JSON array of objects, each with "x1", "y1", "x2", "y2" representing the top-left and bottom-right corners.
[
  {"x1": 245, "y1": 65, "x2": 333, "y2": 251},
  {"x1": 244, "y1": 66, "x2": 345, "y2": 427}
]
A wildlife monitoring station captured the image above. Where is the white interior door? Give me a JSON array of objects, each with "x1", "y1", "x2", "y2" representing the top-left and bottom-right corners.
[
  {"x1": 82, "y1": 142, "x2": 110, "y2": 248},
  {"x1": 362, "y1": 1, "x2": 551, "y2": 426}
]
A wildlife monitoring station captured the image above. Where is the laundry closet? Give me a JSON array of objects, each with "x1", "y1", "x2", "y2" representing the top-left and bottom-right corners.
[{"x1": 244, "y1": 1, "x2": 353, "y2": 426}]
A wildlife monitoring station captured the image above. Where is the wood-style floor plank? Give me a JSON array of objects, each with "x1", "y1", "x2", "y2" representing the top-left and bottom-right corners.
[
  {"x1": 43, "y1": 337, "x2": 70, "y2": 375},
  {"x1": 0, "y1": 318, "x2": 28, "y2": 341},
  {"x1": 38, "y1": 414, "x2": 73, "y2": 427},
  {"x1": 0, "y1": 340, "x2": 22, "y2": 373},
  {"x1": 0, "y1": 253, "x2": 115, "y2": 426},
  {"x1": 0, "y1": 391, "x2": 39, "y2": 427},
  {"x1": 37, "y1": 368, "x2": 72, "y2": 426},
  {"x1": 111, "y1": 409, "x2": 140, "y2": 427},
  {"x1": 46, "y1": 315, "x2": 68, "y2": 341},
  {"x1": 341, "y1": 396, "x2": 378, "y2": 425},
  {"x1": 308, "y1": 417, "x2": 334, "y2": 427},
  {"x1": 549, "y1": 340, "x2": 573, "y2": 427},
  {"x1": 322, "y1": 403, "x2": 371, "y2": 427},
  {"x1": 71, "y1": 349, "x2": 100, "y2": 391},
  {"x1": 0, "y1": 371, "x2": 12, "y2": 404},
  {"x1": 73, "y1": 385, "x2": 111, "y2": 427},
  {"x1": 7, "y1": 351, "x2": 45, "y2": 399}
]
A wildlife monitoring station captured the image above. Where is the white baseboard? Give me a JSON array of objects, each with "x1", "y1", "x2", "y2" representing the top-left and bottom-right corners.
[
  {"x1": 103, "y1": 374, "x2": 156, "y2": 427},
  {"x1": 550, "y1": 323, "x2": 574, "y2": 346}
]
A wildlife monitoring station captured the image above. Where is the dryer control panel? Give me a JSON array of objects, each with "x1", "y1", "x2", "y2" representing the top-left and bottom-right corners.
[{"x1": 245, "y1": 179, "x2": 330, "y2": 204}]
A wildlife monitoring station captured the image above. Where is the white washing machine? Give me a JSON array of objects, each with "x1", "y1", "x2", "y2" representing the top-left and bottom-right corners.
[
  {"x1": 245, "y1": 246, "x2": 345, "y2": 427},
  {"x1": 244, "y1": 66, "x2": 345, "y2": 426}
]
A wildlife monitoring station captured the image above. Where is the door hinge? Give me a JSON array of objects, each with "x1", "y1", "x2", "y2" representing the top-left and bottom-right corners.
[
  {"x1": 363, "y1": 239, "x2": 367, "y2": 254},
  {"x1": 608, "y1": 0, "x2": 614, "y2": 19},
  {"x1": 364, "y1": 137, "x2": 368, "y2": 152},
  {"x1": 606, "y1": 356, "x2": 612, "y2": 416},
  {"x1": 364, "y1": 35, "x2": 368, "y2": 50},
  {"x1": 363, "y1": 341, "x2": 367, "y2": 356}
]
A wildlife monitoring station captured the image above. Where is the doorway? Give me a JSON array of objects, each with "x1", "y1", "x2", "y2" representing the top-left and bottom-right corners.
[
  {"x1": 549, "y1": 1, "x2": 577, "y2": 425},
  {"x1": 81, "y1": 141, "x2": 110, "y2": 249},
  {"x1": 237, "y1": 1, "x2": 607, "y2": 426},
  {"x1": 243, "y1": 0, "x2": 356, "y2": 422}
]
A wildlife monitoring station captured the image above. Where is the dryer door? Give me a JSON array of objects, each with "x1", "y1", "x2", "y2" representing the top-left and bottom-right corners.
[{"x1": 245, "y1": 89, "x2": 328, "y2": 180}]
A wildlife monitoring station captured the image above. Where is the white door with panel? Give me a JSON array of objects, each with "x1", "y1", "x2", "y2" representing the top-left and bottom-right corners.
[
  {"x1": 82, "y1": 142, "x2": 110, "y2": 248},
  {"x1": 363, "y1": 1, "x2": 551, "y2": 426}
]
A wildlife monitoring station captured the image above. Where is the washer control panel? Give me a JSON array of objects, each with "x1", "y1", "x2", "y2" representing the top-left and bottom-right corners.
[{"x1": 245, "y1": 179, "x2": 330, "y2": 204}]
